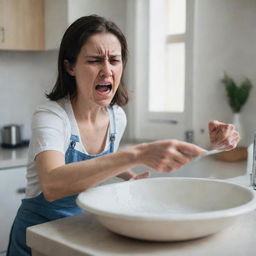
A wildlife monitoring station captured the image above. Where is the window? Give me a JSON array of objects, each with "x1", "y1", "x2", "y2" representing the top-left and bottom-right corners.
[
  {"x1": 149, "y1": 0, "x2": 187, "y2": 113},
  {"x1": 126, "y1": 0, "x2": 194, "y2": 140}
]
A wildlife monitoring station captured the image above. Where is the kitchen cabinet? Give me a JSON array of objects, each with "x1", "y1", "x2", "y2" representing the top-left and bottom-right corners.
[
  {"x1": 0, "y1": 166, "x2": 26, "y2": 254},
  {"x1": 0, "y1": 0, "x2": 67, "y2": 51},
  {"x1": 0, "y1": 0, "x2": 126, "y2": 51},
  {"x1": 0, "y1": 0, "x2": 44, "y2": 51}
]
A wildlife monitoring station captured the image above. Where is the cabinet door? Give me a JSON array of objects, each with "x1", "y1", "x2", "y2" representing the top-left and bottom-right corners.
[
  {"x1": 0, "y1": 0, "x2": 44, "y2": 50},
  {"x1": 0, "y1": 167, "x2": 26, "y2": 253}
]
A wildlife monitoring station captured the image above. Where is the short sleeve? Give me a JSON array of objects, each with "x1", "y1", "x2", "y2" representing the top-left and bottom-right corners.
[
  {"x1": 113, "y1": 105, "x2": 127, "y2": 151},
  {"x1": 29, "y1": 101, "x2": 71, "y2": 160}
]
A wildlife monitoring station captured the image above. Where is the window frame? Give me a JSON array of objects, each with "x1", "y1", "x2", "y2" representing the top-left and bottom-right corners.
[
  {"x1": 148, "y1": 0, "x2": 194, "y2": 123},
  {"x1": 126, "y1": 0, "x2": 195, "y2": 141}
]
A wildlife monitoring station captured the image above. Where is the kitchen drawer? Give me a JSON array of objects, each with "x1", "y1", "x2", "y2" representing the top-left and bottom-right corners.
[{"x1": 0, "y1": 167, "x2": 26, "y2": 253}]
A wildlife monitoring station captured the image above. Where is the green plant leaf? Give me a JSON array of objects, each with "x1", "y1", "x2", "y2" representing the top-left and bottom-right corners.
[{"x1": 221, "y1": 73, "x2": 253, "y2": 113}]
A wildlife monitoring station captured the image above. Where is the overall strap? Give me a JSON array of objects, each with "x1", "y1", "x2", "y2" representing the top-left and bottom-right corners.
[
  {"x1": 108, "y1": 106, "x2": 116, "y2": 153},
  {"x1": 69, "y1": 135, "x2": 79, "y2": 148},
  {"x1": 68, "y1": 107, "x2": 116, "y2": 152}
]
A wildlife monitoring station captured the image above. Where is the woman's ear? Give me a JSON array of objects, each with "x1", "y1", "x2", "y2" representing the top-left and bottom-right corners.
[{"x1": 64, "y1": 59, "x2": 75, "y2": 76}]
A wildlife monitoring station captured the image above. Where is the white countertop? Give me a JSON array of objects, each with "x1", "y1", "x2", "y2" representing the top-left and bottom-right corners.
[
  {"x1": 0, "y1": 146, "x2": 28, "y2": 169},
  {"x1": 26, "y1": 157, "x2": 256, "y2": 256},
  {"x1": 27, "y1": 205, "x2": 256, "y2": 256}
]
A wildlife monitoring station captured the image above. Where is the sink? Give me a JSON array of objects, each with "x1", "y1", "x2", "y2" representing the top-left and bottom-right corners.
[{"x1": 77, "y1": 177, "x2": 256, "y2": 241}]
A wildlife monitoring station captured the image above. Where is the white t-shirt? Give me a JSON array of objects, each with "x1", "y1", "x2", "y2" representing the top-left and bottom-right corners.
[{"x1": 25, "y1": 97, "x2": 127, "y2": 198}]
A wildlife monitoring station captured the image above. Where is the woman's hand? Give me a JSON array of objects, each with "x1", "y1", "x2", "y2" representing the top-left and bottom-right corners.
[
  {"x1": 135, "y1": 140, "x2": 206, "y2": 173},
  {"x1": 208, "y1": 120, "x2": 240, "y2": 150},
  {"x1": 117, "y1": 170, "x2": 150, "y2": 181}
]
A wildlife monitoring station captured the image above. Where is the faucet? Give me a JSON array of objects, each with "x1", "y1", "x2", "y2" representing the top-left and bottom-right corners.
[{"x1": 251, "y1": 132, "x2": 256, "y2": 190}]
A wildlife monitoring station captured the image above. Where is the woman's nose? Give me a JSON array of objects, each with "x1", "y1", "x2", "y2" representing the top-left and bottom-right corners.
[{"x1": 100, "y1": 61, "x2": 112, "y2": 78}]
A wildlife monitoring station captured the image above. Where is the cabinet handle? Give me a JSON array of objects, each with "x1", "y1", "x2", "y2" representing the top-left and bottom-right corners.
[
  {"x1": 0, "y1": 27, "x2": 4, "y2": 43},
  {"x1": 16, "y1": 187, "x2": 26, "y2": 194}
]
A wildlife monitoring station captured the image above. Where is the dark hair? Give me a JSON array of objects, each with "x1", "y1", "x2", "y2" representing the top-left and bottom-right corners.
[{"x1": 46, "y1": 15, "x2": 129, "y2": 106}]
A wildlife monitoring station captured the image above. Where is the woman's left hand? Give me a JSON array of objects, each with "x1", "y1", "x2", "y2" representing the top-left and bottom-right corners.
[
  {"x1": 131, "y1": 171, "x2": 150, "y2": 180},
  {"x1": 117, "y1": 170, "x2": 150, "y2": 181},
  {"x1": 208, "y1": 120, "x2": 240, "y2": 150}
]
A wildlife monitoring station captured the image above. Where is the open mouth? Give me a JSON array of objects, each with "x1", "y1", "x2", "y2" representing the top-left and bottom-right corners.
[{"x1": 95, "y1": 83, "x2": 112, "y2": 94}]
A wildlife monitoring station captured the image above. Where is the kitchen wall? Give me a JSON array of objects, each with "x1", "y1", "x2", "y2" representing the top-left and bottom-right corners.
[
  {"x1": 0, "y1": 0, "x2": 127, "y2": 142},
  {"x1": 67, "y1": 0, "x2": 126, "y2": 32},
  {"x1": 193, "y1": 0, "x2": 256, "y2": 147},
  {"x1": 0, "y1": 50, "x2": 58, "y2": 141}
]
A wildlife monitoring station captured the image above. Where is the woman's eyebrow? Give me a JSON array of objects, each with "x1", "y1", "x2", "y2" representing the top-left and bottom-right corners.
[
  {"x1": 85, "y1": 55, "x2": 101, "y2": 58},
  {"x1": 110, "y1": 55, "x2": 122, "y2": 58},
  {"x1": 85, "y1": 54, "x2": 121, "y2": 58}
]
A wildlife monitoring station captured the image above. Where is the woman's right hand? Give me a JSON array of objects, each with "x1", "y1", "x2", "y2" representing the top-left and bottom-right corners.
[{"x1": 134, "y1": 140, "x2": 206, "y2": 173}]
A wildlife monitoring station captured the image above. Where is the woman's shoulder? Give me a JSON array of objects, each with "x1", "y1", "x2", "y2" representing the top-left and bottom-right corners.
[
  {"x1": 34, "y1": 98, "x2": 68, "y2": 118},
  {"x1": 28, "y1": 98, "x2": 71, "y2": 163},
  {"x1": 111, "y1": 104, "x2": 126, "y2": 120},
  {"x1": 32, "y1": 98, "x2": 70, "y2": 129},
  {"x1": 110, "y1": 104, "x2": 127, "y2": 130}
]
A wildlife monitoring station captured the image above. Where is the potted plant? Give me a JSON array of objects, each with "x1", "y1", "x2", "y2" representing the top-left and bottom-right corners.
[
  {"x1": 216, "y1": 73, "x2": 253, "y2": 161},
  {"x1": 222, "y1": 72, "x2": 252, "y2": 113}
]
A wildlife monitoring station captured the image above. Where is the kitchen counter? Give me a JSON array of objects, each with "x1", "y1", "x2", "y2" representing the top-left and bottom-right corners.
[
  {"x1": 0, "y1": 146, "x2": 28, "y2": 169},
  {"x1": 27, "y1": 205, "x2": 256, "y2": 256},
  {"x1": 26, "y1": 157, "x2": 256, "y2": 256}
]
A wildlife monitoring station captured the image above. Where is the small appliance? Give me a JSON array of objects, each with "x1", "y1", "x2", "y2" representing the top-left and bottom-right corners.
[{"x1": 1, "y1": 124, "x2": 28, "y2": 148}]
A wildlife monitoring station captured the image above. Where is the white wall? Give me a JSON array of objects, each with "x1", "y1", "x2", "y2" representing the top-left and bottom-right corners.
[
  {"x1": 67, "y1": 0, "x2": 126, "y2": 32},
  {"x1": 0, "y1": 51, "x2": 58, "y2": 141},
  {"x1": 193, "y1": 0, "x2": 256, "y2": 147}
]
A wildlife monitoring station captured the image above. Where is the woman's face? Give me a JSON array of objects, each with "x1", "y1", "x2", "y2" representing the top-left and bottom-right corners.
[{"x1": 66, "y1": 32, "x2": 123, "y2": 108}]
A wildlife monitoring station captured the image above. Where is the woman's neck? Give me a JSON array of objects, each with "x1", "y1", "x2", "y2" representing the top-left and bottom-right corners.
[{"x1": 70, "y1": 96, "x2": 107, "y2": 124}]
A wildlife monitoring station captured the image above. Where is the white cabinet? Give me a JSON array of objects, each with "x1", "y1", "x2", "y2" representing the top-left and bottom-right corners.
[{"x1": 0, "y1": 167, "x2": 26, "y2": 253}]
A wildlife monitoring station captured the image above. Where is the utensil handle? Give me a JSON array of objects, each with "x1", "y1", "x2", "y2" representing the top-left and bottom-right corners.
[{"x1": 205, "y1": 149, "x2": 225, "y2": 156}]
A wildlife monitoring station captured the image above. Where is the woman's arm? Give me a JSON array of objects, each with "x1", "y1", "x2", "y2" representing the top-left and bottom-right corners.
[
  {"x1": 36, "y1": 140, "x2": 205, "y2": 201},
  {"x1": 37, "y1": 119, "x2": 240, "y2": 202},
  {"x1": 36, "y1": 147, "x2": 138, "y2": 202}
]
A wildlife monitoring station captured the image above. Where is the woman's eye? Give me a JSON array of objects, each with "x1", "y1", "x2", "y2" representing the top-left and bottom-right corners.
[
  {"x1": 87, "y1": 59, "x2": 121, "y2": 64},
  {"x1": 87, "y1": 60, "x2": 100, "y2": 63},
  {"x1": 110, "y1": 59, "x2": 121, "y2": 64}
]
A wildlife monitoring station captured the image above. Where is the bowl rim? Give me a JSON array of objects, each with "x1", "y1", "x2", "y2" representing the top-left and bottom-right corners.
[{"x1": 76, "y1": 177, "x2": 256, "y2": 221}]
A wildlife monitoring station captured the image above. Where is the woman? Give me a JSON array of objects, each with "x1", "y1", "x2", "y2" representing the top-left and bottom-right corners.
[{"x1": 7, "y1": 15, "x2": 239, "y2": 256}]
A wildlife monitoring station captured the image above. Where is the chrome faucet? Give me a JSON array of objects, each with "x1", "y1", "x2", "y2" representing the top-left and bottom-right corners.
[{"x1": 251, "y1": 132, "x2": 256, "y2": 190}]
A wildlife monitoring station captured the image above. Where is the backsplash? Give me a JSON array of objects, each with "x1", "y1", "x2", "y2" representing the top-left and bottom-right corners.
[{"x1": 0, "y1": 50, "x2": 59, "y2": 142}]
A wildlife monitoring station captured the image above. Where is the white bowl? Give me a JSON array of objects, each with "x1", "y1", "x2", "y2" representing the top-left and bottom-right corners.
[{"x1": 76, "y1": 177, "x2": 256, "y2": 241}]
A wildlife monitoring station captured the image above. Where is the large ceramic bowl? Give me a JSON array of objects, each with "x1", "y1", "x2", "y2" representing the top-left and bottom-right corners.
[{"x1": 76, "y1": 177, "x2": 256, "y2": 241}]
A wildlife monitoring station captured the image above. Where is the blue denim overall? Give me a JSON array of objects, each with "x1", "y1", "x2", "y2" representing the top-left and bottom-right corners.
[{"x1": 7, "y1": 107, "x2": 116, "y2": 256}]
